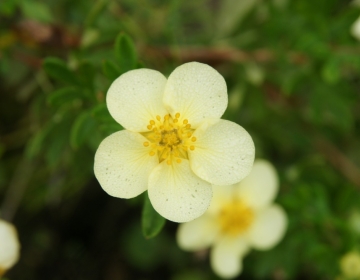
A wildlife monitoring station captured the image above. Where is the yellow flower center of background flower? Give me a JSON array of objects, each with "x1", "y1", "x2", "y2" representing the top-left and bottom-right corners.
[
  {"x1": 340, "y1": 252, "x2": 360, "y2": 278},
  {"x1": 142, "y1": 113, "x2": 196, "y2": 165},
  {"x1": 218, "y1": 200, "x2": 254, "y2": 236},
  {"x1": 0, "y1": 267, "x2": 6, "y2": 277}
]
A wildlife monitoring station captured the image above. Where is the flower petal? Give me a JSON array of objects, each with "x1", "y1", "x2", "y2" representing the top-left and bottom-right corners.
[
  {"x1": 247, "y1": 204, "x2": 287, "y2": 250},
  {"x1": 236, "y1": 159, "x2": 278, "y2": 209},
  {"x1": 148, "y1": 160, "x2": 212, "y2": 223},
  {"x1": 106, "y1": 69, "x2": 168, "y2": 132},
  {"x1": 163, "y1": 62, "x2": 228, "y2": 128},
  {"x1": 0, "y1": 220, "x2": 20, "y2": 270},
  {"x1": 94, "y1": 130, "x2": 158, "y2": 198},
  {"x1": 351, "y1": 16, "x2": 360, "y2": 41},
  {"x1": 207, "y1": 184, "x2": 235, "y2": 216},
  {"x1": 210, "y1": 236, "x2": 249, "y2": 279},
  {"x1": 177, "y1": 214, "x2": 219, "y2": 251},
  {"x1": 189, "y1": 119, "x2": 255, "y2": 186}
]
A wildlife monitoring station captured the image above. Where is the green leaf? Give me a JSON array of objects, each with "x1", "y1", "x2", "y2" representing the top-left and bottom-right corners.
[
  {"x1": 43, "y1": 57, "x2": 77, "y2": 84},
  {"x1": 114, "y1": 33, "x2": 137, "y2": 74},
  {"x1": 25, "y1": 125, "x2": 50, "y2": 159},
  {"x1": 20, "y1": 0, "x2": 53, "y2": 23},
  {"x1": 92, "y1": 104, "x2": 122, "y2": 135},
  {"x1": 85, "y1": 0, "x2": 108, "y2": 27},
  {"x1": 0, "y1": 0, "x2": 17, "y2": 16},
  {"x1": 321, "y1": 59, "x2": 340, "y2": 84},
  {"x1": 102, "y1": 60, "x2": 121, "y2": 80},
  {"x1": 70, "y1": 112, "x2": 97, "y2": 149},
  {"x1": 77, "y1": 61, "x2": 96, "y2": 88},
  {"x1": 142, "y1": 193, "x2": 166, "y2": 239},
  {"x1": 47, "y1": 87, "x2": 81, "y2": 107}
]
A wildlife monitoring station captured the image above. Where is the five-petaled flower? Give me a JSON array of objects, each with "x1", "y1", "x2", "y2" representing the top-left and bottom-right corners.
[
  {"x1": 94, "y1": 62, "x2": 255, "y2": 223},
  {"x1": 0, "y1": 219, "x2": 20, "y2": 276},
  {"x1": 177, "y1": 160, "x2": 287, "y2": 278}
]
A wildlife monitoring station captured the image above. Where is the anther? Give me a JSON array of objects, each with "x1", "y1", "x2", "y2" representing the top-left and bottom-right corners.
[
  {"x1": 149, "y1": 151, "x2": 156, "y2": 156},
  {"x1": 185, "y1": 124, "x2": 191, "y2": 129},
  {"x1": 147, "y1": 125, "x2": 152, "y2": 130},
  {"x1": 176, "y1": 158, "x2": 182, "y2": 163},
  {"x1": 166, "y1": 159, "x2": 171, "y2": 165},
  {"x1": 191, "y1": 137, "x2": 196, "y2": 142},
  {"x1": 150, "y1": 120, "x2": 155, "y2": 125},
  {"x1": 190, "y1": 145, "x2": 195, "y2": 151},
  {"x1": 175, "y1": 113, "x2": 180, "y2": 118},
  {"x1": 183, "y1": 119, "x2": 188, "y2": 124},
  {"x1": 173, "y1": 119, "x2": 178, "y2": 123},
  {"x1": 156, "y1": 115, "x2": 161, "y2": 121},
  {"x1": 143, "y1": 142, "x2": 150, "y2": 147}
]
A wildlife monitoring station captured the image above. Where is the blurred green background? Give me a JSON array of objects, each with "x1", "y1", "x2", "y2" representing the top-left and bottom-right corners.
[{"x1": 1, "y1": 0, "x2": 360, "y2": 279}]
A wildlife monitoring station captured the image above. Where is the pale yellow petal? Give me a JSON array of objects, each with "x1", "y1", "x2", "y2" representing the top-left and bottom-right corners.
[
  {"x1": 148, "y1": 160, "x2": 212, "y2": 223},
  {"x1": 210, "y1": 236, "x2": 249, "y2": 279},
  {"x1": 106, "y1": 69, "x2": 168, "y2": 132},
  {"x1": 177, "y1": 214, "x2": 219, "y2": 251},
  {"x1": 207, "y1": 184, "x2": 235, "y2": 216},
  {"x1": 94, "y1": 130, "x2": 158, "y2": 198},
  {"x1": 0, "y1": 220, "x2": 20, "y2": 270},
  {"x1": 189, "y1": 119, "x2": 255, "y2": 186},
  {"x1": 351, "y1": 16, "x2": 360, "y2": 41},
  {"x1": 236, "y1": 159, "x2": 278, "y2": 209},
  {"x1": 163, "y1": 62, "x2": 228, "y2": 128},
  {"x1": 247, "y1": 204, "x2": 287, "y2": 250}
]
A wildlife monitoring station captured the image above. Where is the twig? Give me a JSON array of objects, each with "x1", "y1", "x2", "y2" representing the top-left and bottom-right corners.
[
  {"x1": 1, "y1": 157, "x2": 36, "y2": 221},
  {"x1": 144, "y1": 46, "x2": 308, "y2": 65},
  {"x1": 315, "y1": 137, "x2": 360, "y2": 189}
]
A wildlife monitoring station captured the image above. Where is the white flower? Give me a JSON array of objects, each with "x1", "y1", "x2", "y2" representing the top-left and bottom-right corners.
[
  {"x1": 351, "y1": 16, "x2": 360, "y2": 41},
  {"x1": 94, "y1": 62, "x2": 255, "y2": 223},
  {"x1": 0, "y1": 219, "x2": 20, "y2": 276},
  {"x1": 177, "y1": 159, "x2": 287, "y2": 278}
]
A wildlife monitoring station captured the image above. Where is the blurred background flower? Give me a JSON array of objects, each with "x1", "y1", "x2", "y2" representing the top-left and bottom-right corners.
[
  {"x1": 177, "y1": 159, "x2": 287, "y2": 279},
  {"x1": 0, "y1": 219, "x2": 20, "y2": 276},
  {"x1": 338, "y1": 251, "x2": 360, "y2": 280},
  {"x1": 1, "y1": 0, "x2": 360, "y2": 279}
]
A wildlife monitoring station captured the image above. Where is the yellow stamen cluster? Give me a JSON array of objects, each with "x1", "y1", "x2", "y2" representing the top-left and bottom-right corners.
[
  {"x1": 142, "y1": 113, "x2": 196, "y2": 165},
  {"x1": 218, "y1": 200, "x2": 254, "y2": 236}
]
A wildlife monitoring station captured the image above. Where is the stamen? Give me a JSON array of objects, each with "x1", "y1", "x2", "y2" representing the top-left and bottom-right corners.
[{"x1": 143, "y1": 113, "x2": 195, "y2": 164}]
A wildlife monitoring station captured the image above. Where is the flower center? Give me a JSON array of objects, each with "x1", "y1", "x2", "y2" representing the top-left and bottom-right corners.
[
  {"x1": 218, "y1": 200, "x2": 254, "y2": 236},
  {"x1": 142, "y1": 113, "x2": 196, "y2": 165},
  {"x1": 0, "y1": 267, "x2": 6, "y2": 277}
]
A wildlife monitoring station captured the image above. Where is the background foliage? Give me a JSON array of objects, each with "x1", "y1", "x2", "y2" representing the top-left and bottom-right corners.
[{"x1": 1, "y1": 0, "x2": 360, "y2": 279}]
